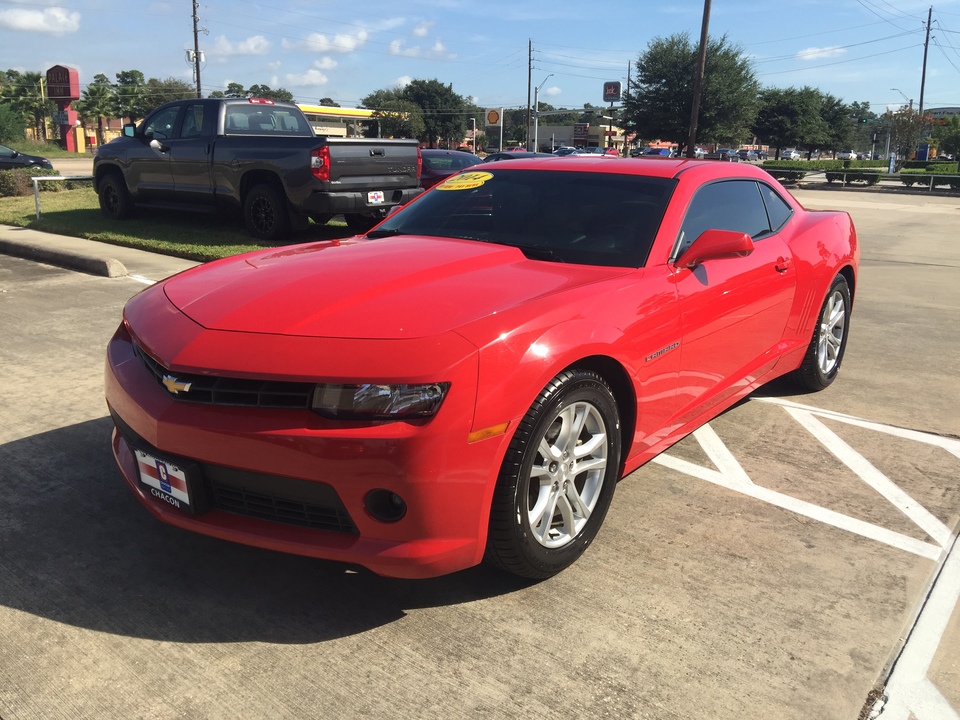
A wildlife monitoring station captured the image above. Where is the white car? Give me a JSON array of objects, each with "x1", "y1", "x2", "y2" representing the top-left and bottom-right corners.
[
  {"x1": 837, "y1": 151, "x2": 857, "y2": 160},
  {"x1": 782, "y1": 148, "x2": 801, "y2": 160}
]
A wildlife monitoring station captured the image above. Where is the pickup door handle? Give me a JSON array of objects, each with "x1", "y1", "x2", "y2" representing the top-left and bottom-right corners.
[
  {"x1": 370, "y1": 148, "x2": 385, "y2": 156},
  {"x1": 775, "y1": 256, "x2": 792, "y2": 273}
]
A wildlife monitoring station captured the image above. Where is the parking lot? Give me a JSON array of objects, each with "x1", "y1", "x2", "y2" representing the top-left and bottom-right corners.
[{"x1": 1, "y1": 186, "x2": 958, "y2": 719}]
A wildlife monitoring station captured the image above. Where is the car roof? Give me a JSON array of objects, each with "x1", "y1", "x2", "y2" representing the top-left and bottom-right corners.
[{"x1": 472, "y1": 156, "x2": 774, "y2": 183}]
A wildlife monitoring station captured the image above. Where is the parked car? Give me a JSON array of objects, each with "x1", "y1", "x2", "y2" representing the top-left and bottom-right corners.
[
  {"x1": 419, "y1": 149, "x2": 483, "y2": 190},
  {"x1": 706, "y1": 148, "x2": 740, "y2": 161},
  {"x1": 642, "y1": 148, "x2": 673, "y2": 157},
  {"x1": 483, "y1": 151, "x2": 554, "y2": 162},
  {"x1": 553, "y1": 146, "x2": 578, "y2": 156},
  {"x1": 837, "y1": 151, "x2": 857, "y2": 160},
  {"x1": 0, "y1": 144, "x2": 53, "y2": 171},
  {"x1": 105, "y1": 157, "x2": 859, "y2": 580},
  {"x1": 781, "y1": 148, "x2": 801, "y2": 160},
  {"x1": 737, "y1": 149, "x2": 758, "y2": 161}
]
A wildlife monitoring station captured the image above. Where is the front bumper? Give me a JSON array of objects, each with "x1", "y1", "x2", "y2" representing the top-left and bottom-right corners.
[{"x1": 104, "y1": 319, "x2": 509, "y2": 579}]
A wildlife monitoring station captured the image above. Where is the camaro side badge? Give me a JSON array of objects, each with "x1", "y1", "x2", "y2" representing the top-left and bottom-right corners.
[
  {"x1": 645, "y1": 341, "x2": 679, "y2": 363},
  {"x1": 162, "y1": 375, "x2": 192, "y2": 395}
]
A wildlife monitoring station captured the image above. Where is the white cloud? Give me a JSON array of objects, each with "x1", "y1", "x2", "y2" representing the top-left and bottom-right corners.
[
  {"x1": 796, "y1": 46, "x2": 846, "y2": 61},
  {"x1": 388, "y1": 38, "x2": 456, "y2": 60},
  {"x1": 286, "y1": 30, "x2": 369, "y2": 54},
  {"x1": 212, "y1": 35, "x2": 270, "y2": 57},
  {"x1": 285, "y1": 68, "x2": 330, "y2": 87},
  {"x1": 314, "y1": 57, "x2": 338, "y2": 70},
  {"x1": 0, "y1": 7, "x2": 80, "y2": 35},
  {"x1": 543, "y1": 86, "x2": 561, "y2": 98},
  {"x1": 395, "y1": 76, "x2": 412, "y2": 88},
  {"x1": 412, "y1": 21, "x2": 433, "y2": 37},
  {"x1": 389, "y1": 39, "x2": 421, "y2": 57}
]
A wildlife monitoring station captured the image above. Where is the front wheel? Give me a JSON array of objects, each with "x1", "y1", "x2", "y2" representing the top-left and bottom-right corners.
[
  {"x1": 485, "y1": 369, "x2": 621, "y2": 579},
  {"x1": 98, "y1": 174, "x2": 133, "y2": 220},
  {"x1": 792, "y1": 274, "x2": 852, "y2": 391},
  {"x1": 243, "y1": 183, "x2": 291, "y2": 242}
]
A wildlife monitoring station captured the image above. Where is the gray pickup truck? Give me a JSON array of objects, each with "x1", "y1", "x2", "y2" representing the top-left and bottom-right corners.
[{"x1": 93, "y1": 97, "x2": 422, "y2": 240}]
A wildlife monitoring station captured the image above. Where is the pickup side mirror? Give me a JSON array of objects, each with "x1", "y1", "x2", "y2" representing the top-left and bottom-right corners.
[
  {"x1": 675, "y1": 229, "x2": 755, "y2": 269},
  {"x1": 123, "y1": 124, "x2": 136, "y2": 138}
]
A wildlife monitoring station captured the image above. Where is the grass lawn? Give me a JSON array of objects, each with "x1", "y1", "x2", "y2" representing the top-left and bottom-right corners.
[{"x1": 0, "y1": 185, "x2": 353, "y2": 262}]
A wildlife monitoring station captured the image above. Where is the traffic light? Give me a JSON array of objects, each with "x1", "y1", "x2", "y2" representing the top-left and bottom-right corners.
[{"x1": 859, "y1": 117, "x2": 868, "y2": 123}]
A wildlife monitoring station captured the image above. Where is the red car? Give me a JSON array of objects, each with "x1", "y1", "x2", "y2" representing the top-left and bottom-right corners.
[{"x1": 105, "y1": 158, "x2": 859, "y2": 580}]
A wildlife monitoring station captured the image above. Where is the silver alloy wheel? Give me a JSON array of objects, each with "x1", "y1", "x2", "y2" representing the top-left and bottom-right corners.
[
  {"x1": 817, "y1": 289, "x2": 847, "y2": 375},
  {"x1": 526, "y1": 400, "x2": 608, "y2": 548}
]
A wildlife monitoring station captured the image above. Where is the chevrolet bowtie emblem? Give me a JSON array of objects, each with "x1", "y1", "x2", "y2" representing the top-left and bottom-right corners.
[{"x1": 162, "y1": 375, "x2": 192, "y2": 395}]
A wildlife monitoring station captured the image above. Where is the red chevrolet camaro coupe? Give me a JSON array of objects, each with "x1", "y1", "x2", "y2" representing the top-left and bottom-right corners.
[{"x1": 105, "y1": 157, "x2": 859, "y2": 579}]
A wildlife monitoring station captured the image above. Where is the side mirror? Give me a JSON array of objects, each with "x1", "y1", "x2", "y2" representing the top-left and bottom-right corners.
[
  {"x1": 123, "y1": 124, "x2": 136, "y2": 138},
  {"x1": 675, "y1": 229, "x2": 754, "y2": 269}
]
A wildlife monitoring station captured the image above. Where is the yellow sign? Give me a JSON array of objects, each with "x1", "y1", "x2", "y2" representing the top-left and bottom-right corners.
[
  {"x1": 485, "y1": 109, "x2": 500, "y2": 125},
  {"x1": 436, "y1": 171, "x2": 494, "y2": 191}
]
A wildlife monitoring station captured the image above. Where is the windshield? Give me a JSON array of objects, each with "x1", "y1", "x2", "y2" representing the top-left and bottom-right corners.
[{"x1": 369, "y1": 168, "x2": 675, "y2": 268}]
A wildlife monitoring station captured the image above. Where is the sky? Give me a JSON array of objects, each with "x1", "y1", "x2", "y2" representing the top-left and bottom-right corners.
[{"x1": 2, "y1": 0, "x2": 959, "y2": 116}]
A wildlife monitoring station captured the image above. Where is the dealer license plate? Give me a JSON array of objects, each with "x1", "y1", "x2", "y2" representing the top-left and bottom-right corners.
[
  {"x1": 135, "y1": 448, "x2": 192, "y2": 511},
  {"x1": 367, "y1": 190, "x2": 385, "y2": 204}
]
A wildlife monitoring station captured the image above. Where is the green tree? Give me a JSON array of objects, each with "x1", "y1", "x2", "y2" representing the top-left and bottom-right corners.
[
  {"x1": 0, "y1": 102, "x2": 24, "y2": 144},
  {"x1": 318, "y1": 97, "x2": 339, "y2": 107},
  {"x1": 0, "y1": 70, "x2": 51, "y2": 141},
  {"x1": 930, "y1": 115, "x2": 960, "y2": 160},
  {"x1": 402, "y1": 79, "x2": 467, "y2": 147},
  {"x1": 115, "y1": 70, "x2": 146, "y2": 123},
  {"x1": 247, "y1": 84, "x2": 295, "y2": 103},
  {"x1": 623, "y1": 33, "x2": 759, "y2": 154},
  {"x1": 142, "y1": 77, "x2": 195, "y2": 112},
  {"x1": 889, "y1": 107, "x2": 924, "y2": 166},
  {"x1": 752, "y1": 86, "x2": 845, "y2": 157},
  {"x1": 74, "y1": 73, "x2": 116, "y2": 146},
  {"x1": 359, "y1": 88, "x2": 424, "y2": 139}
]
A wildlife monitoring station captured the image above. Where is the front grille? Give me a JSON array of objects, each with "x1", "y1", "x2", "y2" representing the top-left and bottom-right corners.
[
  {"x1": 134, "y1": 342, "x2": 315, "y2": 409},
  {"x1": 209, "y1": 481, "x2": 358, "y2": 533}
]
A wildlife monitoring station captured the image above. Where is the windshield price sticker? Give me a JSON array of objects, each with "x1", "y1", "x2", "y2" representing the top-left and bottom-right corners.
[{"x1": 437, "y1": 171, "x2": 493, "y2": 191}]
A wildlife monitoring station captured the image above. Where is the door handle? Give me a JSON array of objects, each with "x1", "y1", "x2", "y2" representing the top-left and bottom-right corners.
[{"x1": 775, "y1": 256, "x2": 792, "y2": 273}]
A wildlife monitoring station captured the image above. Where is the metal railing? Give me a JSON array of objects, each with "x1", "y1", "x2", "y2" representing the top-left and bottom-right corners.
[{"x1": 30, "y1": 175, "x2": 94, "y2": 219}]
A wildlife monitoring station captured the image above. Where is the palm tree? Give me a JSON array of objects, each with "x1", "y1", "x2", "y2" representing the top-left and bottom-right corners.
[{"x1": 74, "y1": 74, "x2": 117, "y2": 147}]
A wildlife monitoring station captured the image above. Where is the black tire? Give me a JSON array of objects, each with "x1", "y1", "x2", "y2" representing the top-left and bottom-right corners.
[
  {"x1": 243, "y1": 183, "x2": 291, "y2": 242},
  {"x1": 485, "y1": 369, "x2": 621, "y2": 579},
  {"x1": 792, "y1": 274, "x2": 852, "y2": 391},
  {"x1": 344, "y1": 213, "x2": 379, "y2": 235},
  {"x1": 98, "y1": 174, "x2": 133, "y2": 220}
]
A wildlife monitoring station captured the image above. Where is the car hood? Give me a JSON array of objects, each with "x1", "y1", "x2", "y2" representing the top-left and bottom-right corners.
[{"x1": 162, "y1": 235, "x2": 629, "y2": 340}]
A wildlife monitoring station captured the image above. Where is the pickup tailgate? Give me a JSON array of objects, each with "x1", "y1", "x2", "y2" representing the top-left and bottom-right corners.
[{"x1": 324, "y1": 138, "x2": 421, "y2": 189}]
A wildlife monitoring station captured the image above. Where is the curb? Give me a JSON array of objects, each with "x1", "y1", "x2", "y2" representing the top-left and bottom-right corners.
[{"x1": 0, "y1": 237, "x2": 128, "y2": 277}]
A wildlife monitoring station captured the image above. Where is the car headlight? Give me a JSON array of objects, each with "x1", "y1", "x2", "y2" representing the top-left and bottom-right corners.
[{"x1": 311, "y1": 382, "x2": 450, "y2": 420}]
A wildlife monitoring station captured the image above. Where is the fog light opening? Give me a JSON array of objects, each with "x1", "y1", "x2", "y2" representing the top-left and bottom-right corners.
[{"x1": 365, "y1": 489, "x2": 407, "y2": 523}]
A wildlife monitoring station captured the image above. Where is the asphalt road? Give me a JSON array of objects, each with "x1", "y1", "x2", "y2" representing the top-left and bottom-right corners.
[{"x1": 0, "y1": 187, "x2": 958, "y2": 720}]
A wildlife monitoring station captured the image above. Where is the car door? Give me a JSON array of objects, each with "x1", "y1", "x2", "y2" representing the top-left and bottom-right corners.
[
  {"x1": 671, "y1": 179, "x2": 798, "y2": 420},
  {"x1": 167, "y1": 102, "x2": 215, "y2": 204},
  {"x1": 128, "y1": 104, "x2": 181, "y2": 200}
]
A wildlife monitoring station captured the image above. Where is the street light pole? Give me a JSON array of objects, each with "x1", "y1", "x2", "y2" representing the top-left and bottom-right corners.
[{"x1": 534, "y1": 74, "x2": 553, "y2": 153}]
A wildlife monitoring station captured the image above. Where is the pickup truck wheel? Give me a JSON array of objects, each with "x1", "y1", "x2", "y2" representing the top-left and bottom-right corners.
[
  {"x1": 244, "y1": 184, "x2": 291, "y2": 242},
  {"x1": 98, "y1": 174, "x2": 133, "y2": 220},
  {"x1": 344, "y1": 213, "x2": 379, "y2": 235}
]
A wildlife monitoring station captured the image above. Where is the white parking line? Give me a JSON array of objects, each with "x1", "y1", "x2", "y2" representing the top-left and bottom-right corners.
[
  {"x1": 127, "y1": 275, "x2": 156, "y2": 285},
  {"x1": 651, "y1": 397, "x2": 960, "y2": 720}
]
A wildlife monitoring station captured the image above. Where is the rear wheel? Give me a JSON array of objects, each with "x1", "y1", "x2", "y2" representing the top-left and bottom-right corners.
[
  {"x1": 792, "y1": 274, "x2": 851, "y2": 391},
  {"x1": 98, "y1": 174, "x2": 133, "y2": 220},
  {"x1": 485, "y1": 369, "x2": 621, "y2": 579},
  {"x1": 243, "y1": 183, "x2": 291, "y2": 242}
]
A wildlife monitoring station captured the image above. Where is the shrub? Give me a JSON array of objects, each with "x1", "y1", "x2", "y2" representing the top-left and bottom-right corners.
[{"x1": 0, "y1": 167, "x2": 62, "y2": 197}]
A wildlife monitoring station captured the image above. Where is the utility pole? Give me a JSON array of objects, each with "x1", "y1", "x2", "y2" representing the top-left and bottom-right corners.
[
  {"x1": 525, "y1": 40, "x2": 532, "y2": 150},
  {"x1": 192, "y1": 0, "x2": 203, "y2": 98},
  {"x1": 686, "y1": 0, "x2": 711, "y2": 158},
  {"x1": 918, "y1": 6, "x2": 932, "y2": 117}
]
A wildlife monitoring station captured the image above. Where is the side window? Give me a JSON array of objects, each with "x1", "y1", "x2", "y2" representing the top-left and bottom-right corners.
[
  {"x1": 675, "y1": 180, "x2": 771, "y2": 257},
  {"x1": 759, "y1": 183, "x2": 794, "y2": 233},
  {"x1": 142, "y1": 106, "x2": 181, "y2": 140},
  {"x1": 179, "y1": 104, "x2": 204, "y2": 138}
]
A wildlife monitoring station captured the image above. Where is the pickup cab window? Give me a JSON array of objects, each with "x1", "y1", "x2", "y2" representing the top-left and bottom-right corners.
[
  {"x1": 224, "y1": 108, "x2": 313, "y2": 136},
  {"x1": 143, "y1": 106, "x2": 181, "y2": 141}
]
